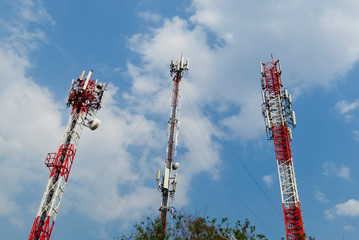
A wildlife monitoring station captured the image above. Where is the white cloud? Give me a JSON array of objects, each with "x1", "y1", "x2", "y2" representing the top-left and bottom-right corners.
[
  {"x1": 323, "y1": 162, "x2": 351, "y2": 180},
  {"x1": 325, "y1": 199, "x2": 359, "y2": 219},
  {"x1": 337, "y1": 166, "x2": 351, "y2": 180},
  {"x1": 59, "y1": 16, "x2": 222, "y2": 227},
  {"x1": 190, "y1": 0, "x2": 359, "y2": 93},
  {"x1": 128, "y1": 15, "x2": 265, "y2": 140},
  {"x1": 127, "y1": 0, "x2": 359, "y2": 142},
  {"x1": 0, "y1": 192, "x2": 20, "y2": 216},
  {"x1": 354, "y1": 130, "x2": 359, "y2": 141},
  {"x1": 262, "y1": 174, "x2": 274, "y2": 187},
  {"x1": 0, "y1": 2, "x2": 178, "y2": 231},
  {"x1": 324, "y1": 208, "x2": 335, "y2": 219},
  {"x1": 76, "y1": 0, "x2": 359, "y2": 227},
  {"x1": 335, "y1": 100, "x2": 359, "y2": 116},
  {"x1": 344, "y1": 225, "x2": 355, "y2": 231},
  {"x1": 0, "y1": 39, "x2": 208, "y2": 236},
  {"x1": 61, "y1": 87, "x2": 166, "y2": 224},
  {"x1": 220, "y1": 97, "x2": 263, "y2": 140},
  {"x1": 16, "y1": 0, "x2": 54, "y2": 24},
  {"x1": 113, "y1": 66, "x2": 122, "y2": 72},
  {"x1": 0, "y1": 0, "x2": 62, "y2": 224},
  {"x1": 138, "y1": 11, "x2": 162, "y2": 23},
  {"x1": 1, "y1": 0, "x2": 53, "y2": 57},
  {"x1": 4, "y1": 0, "x2": 359, "y2": 237},
  {"x1": 0, "y1": 0, "x2": 173, "y2": 234},
  {"x1": 314, "y1": 187, "x2": 329, "y2": 203}
]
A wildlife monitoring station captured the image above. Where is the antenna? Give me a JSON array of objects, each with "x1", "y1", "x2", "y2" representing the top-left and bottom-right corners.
[
  {"x1": 157, "y1": 55, "x2": 188, "y2": 237},
  {"x1": 260, "y1": 58, "x2": 305, "y2": 240},
  {"x1": 29, "y1": 71, "x2": 108, "y2": 240}
]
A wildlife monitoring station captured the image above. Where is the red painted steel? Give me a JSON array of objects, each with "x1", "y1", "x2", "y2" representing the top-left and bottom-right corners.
[
  {"x1": 45, "y1": 144, "x2": 76, "y2": 182},
  {"x1": 159, "y1": 73, "x2": 181, "y2": 235},
  {"x1": 158, "y1": 57, "x2": 188, "y2": 238},
  {"x1": 29, "y1": 216, "x2": 54, "y2": 240},
  {"x1": 261, "y1": 59, "x2": 305, "y2": 240},
  {"x1": 29, "y1": 71, "x2": 107, "y2": 240}
]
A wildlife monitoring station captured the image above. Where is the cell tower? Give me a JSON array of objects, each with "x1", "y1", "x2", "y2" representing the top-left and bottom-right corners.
[
  {"x1": 156, "y1": 55, "x2": 189, "y2": 236},
  {"x1": 29, "y1": 70, "x2": 107, "y2": 240},
  {"x1": 260, "y1": 58, "x2": 305, "y2": 240}
]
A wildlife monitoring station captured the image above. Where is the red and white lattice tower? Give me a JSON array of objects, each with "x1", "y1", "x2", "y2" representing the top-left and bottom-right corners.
[
  {"x1": 156, "y1": 55, "x2": 189, "y2": 236},
  {"x1": 260, "y1": 58, "x2": 305, "y2": 240},
  {"x1": 29, "y1": 70, "x2": 107, "y2": 240}
]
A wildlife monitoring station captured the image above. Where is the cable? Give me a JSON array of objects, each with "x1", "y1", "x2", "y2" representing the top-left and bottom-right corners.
[
  {"x1": 52, "y1": 81, "x2": 172, "y2": 238},
  {"x1": 105, "y1": 128, "x2": 165, "y2": 237},
  {"x1": 182, "y1": 82, "x2": 282, "y2": 217},
  {"x1": 179, "y1": 82, "x2": 283, "y2": 238},
  {"x1": 181, "y1": 132, "x2": 278, "y2": 239}
]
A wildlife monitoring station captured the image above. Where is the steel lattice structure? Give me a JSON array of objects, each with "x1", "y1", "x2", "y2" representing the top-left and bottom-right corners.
[
  {"x1": 29, "y1": 70, "x2": 107, "y2": 240},
  {"x1": 260, "y1": 58, "x2": 305, "y2": 240},
  {"x1": 156, "y1": 55, "x2": 189, "y2": 237}
]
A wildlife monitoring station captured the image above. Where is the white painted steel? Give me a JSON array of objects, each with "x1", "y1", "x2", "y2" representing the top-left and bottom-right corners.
[
  {"x1": 82, "y1": 70, "x2": 93, "y2": 90},
  {"x1": 277, "y1": 159, "x2": 299, "y2": 207},
  {"x1": 35, "y1": 112, "x2": 85, "y2": 222}
]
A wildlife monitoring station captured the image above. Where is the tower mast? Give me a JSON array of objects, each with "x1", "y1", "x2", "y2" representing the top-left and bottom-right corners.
[
  {"x1": 260, "y1": 58, "x2": 305, "y2": 239},
  {"x1": 29, "y1": 70, "x2": 107, "y2": 240},
  {"x1": 156, "y1": 55, "x2": 189, "y2": 237}
]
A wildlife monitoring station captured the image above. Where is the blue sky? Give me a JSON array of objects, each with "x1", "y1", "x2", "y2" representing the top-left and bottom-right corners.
[{"x1": 1, "y1": 0, "x2": 359, "y2": 239}]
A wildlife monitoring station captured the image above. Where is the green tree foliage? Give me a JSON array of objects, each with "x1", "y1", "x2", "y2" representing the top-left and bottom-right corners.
[{"x1": 119, "y1": 212, "x2": 268, "y2": 240}]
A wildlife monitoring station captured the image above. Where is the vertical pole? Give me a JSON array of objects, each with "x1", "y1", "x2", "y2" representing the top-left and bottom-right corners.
[
  {"x1": 260, "y1": 59, "x2": 305, "y2": 239},
  {"x1": 29, "y1": 71, "x2": 107, "y2": 240},
  {"x1": 158, "y1": 56, "x2": 188, "y2": 238}
]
